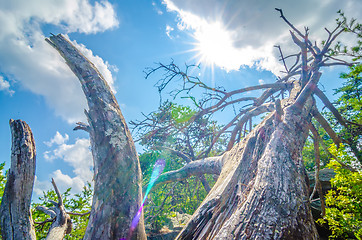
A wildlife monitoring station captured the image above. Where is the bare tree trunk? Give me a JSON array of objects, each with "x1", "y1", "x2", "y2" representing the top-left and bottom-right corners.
[
  {"x1": 46, "y1": 34, "x2": 146, "y2": 240},
  {"x1": 0, "y1": 119, "x2": 36, "y2": 240},
  {"x1": 177, "y1": 84, "x2": 319, "y2": 239}
]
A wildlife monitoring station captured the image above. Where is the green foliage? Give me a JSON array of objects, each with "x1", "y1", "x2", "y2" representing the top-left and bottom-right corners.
[
  {"x1": 171, "y1": 104, "x2": 195, "y2": 124},
  {"x1": 140, "y1": 151, "x2": 215, "y2": 233},
  {"x1": 303, "y1": 138, "x2": 321, "y2": 171},
  {"x1": 335, "y1": 64, "x2": 362, "y2": 124},
  {"x1": 325, "y1": 63, "x2": 362, "y2": 164},
  {"x1": 135, "y1": 102, "x2": 225, "y2": 233},
  {"x1": 134, "y1": 101, "x2": 227, "y2": 159},
  {"x1": 31, "y1": 183, "x2": 92, "y2": 239},
  {"x1": 0, "y1": 162, "x2": 6, "y2": 239},
  {"x1": 318, "y1": 154, "x2": 362, "y2": 239},
  {"x1": 313, "y1": 63, "x2": 362, "y2": 239},
  {"x1": 303, "y1": 121, "x2": 333, "y2": 171},
  {"x1": 327, "y1": 11, "x2": 361, "y2": 60},
  {"x1": 0, "y1": 162, "x2": 6, "y2": 203}
]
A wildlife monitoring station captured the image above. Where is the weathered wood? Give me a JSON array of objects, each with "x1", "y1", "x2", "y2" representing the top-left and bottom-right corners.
[
  {"x1": 177, "y1": 83, "x2": 319, "y2": 239},
  {"x1": 46, "y1": 34, "x2": 146, "y2": 240},
  {"x1": 36, "y1": 178, "x2": 72, "y2": 239},
  {"x1": 0, "y1": 119, "x2": 36, "y2": 240}
]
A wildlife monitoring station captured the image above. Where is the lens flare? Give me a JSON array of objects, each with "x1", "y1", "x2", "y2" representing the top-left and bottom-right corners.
[{"x1": 121, "y1": 159, "x2": 166, "y2": 240}]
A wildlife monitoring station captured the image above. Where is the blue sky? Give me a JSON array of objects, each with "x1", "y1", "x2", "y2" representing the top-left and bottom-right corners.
[{"x1": 0, "y1": 0, "x2": 360, "y2": 199}]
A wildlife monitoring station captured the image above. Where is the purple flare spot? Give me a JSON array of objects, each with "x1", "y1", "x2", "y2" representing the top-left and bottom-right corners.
[{"x1": 123, "y1": 159, "x2": 166, "y2": 240}]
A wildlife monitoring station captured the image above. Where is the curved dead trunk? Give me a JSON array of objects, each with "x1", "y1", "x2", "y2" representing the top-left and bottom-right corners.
[
  {"x1": 46, "y1": 34, "x2": 146, "y2": 240},
  {"x1": 178, "y1": 84, "x2": 319, "y2": 239},
  {"x1": 0, "y1": 119, "x2": 36, "y2": 240}
]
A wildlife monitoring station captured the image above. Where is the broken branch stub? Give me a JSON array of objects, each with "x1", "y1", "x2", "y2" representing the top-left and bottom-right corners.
[{"x1": 36, "y1": 178, "x2": 72, "y2": 240}]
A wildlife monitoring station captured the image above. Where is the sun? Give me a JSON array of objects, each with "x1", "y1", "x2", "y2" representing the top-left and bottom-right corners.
[{"x1": 192, "y1": 22, "x2": 236, "y2": 69}]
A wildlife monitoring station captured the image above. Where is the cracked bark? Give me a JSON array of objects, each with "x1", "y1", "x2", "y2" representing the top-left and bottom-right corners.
[
  {"x1": 46, "y1": 34, "x2": 146, "y2": 240},
  {"x1": 0, "y1": 119, "x2": 36, "y2": 240},
  {"x1": 177, "y1": 83, "x2": 319, "y2": 239}
]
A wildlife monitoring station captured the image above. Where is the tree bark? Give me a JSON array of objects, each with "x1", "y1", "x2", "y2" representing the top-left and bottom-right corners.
[
  {"x1": 0, "y1": 119, "x2": 36, "y2": 240},
  {"x1": 46, "y1": 34, "x2": 146, "y2": 240},
  {"x1": 177, "y1": 83, "x2": 319, "y2": 239}
]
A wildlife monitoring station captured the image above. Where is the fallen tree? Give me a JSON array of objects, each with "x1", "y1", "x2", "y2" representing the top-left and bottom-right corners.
[
  {"x1": 0, "y1": 9, "x2": 360, "y2": 240},
  {"x1": 135, "y1": 9, "x2": 361, "y2": 239}
]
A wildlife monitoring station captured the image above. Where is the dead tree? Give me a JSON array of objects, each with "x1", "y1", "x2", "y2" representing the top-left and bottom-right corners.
[
  {"x1": 130, "y1": 101, "x2": 227, "y2": 193},
  {"x1": 46, "y1": 35, "x2": 146, "y2": 239},
  {"x1": 36, "y1": 178, "x2": 72, "y2": 239},
  {"x1": 137, "y1": 10, "x2": 360, "y2": 239},
  {"x1": 1, "y1": 7, "x2": 359, "y2": 240},
  {"x1": 0, "y1": 119, "x2": 36, "y2": 240}
]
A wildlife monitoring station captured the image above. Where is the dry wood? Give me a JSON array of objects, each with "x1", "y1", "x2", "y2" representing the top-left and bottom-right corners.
[
  {"x1": 0, "y1": 119, "x2": 36, "y2": 240},
  {"x1": 36, "y1": 178, "x2": 72, "y2": 240}
]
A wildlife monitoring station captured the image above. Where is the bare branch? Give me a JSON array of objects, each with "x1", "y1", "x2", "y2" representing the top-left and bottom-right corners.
[
  {"x1": 309, "y1": 123, "x2": 326, "y2": 216},
  {"x1": 227, "y1": 103, "x2": 274, "y2": 150},
  {"x1": 320, "y1": 62, "x2": 354, "y2": 67},
  {"x1": 288, "y1": 53, "x2": 302, "y2": 72},
  {"x1": 36, "y1": 179, "x2": 72, "y2": 239},
  {"x1": 293, "y1": 70, "x2": 322, "y2": 109},
  {"x1": 152, "y1": 145, "x2": 192, "y2": 163},
  {"x1": 190, "y1": 82, "x2": 291, "y2": 124},
  {"x1": 151, "y1": 156, "x2": 223, "y2": 191},
  {"x1": 73, "y1": 122, "x2": 90, "y2": 132},
  {"x1": 66, "y1": 211, "x2": 91, "y2": 216},
  {"x1": 36, "y1": 206, "x2": 56, "y2": 219},
  {"x1": 148, "y1": 144, "x2": 211, "y2": 192},
  {"x1": 313, "y1": 129, "x2": 358, "y2": 172},
  {"x1": 312, "y1": 108, "x2": 342, "y2": 147},
  {"x1": 275, "y1": 45, "x2": 289, "y2": 72},
  {"x1": 51, "y1": 178, "x2": 62, "y2": 206},
  {"x1": 314, "y1": 88, "x2": 348, "y2": 128},
  {"x1": 275, "y1": 99, "x2": 283, "y2": 122},
  {"x1": 34, "y1": 218, "x2": 55, "y2": 226},
  {"x1": 275, "y1": 8, "x2": 311, "y2": 46},
  {"x1": 322, "y1": 55, "x2": 354, "y2": 66},
  {"x1": 321, "y1": 25, "x2": 345, "y2": 56}
]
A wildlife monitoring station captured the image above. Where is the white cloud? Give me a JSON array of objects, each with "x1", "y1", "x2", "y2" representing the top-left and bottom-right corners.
[
  {"x1": 44, "y1": 131, "x2": 69, "y2": 147},
  {"x1": 52, "y1": 169, "x2": 85, "y2": 193},
  {"x1": 35, "y1": 132, "x2": 93, "y2": 199},
  {"x1": 163, "y1": 0, "x2": 362, "y2": 74},
  {"x1": 0, "y1": 0, "x2": 119, "y2": 123},
  {"x1": 33, "y1": 176, "x2": 51, "y2": 197},
  {"x1": 0, "y1": 76, "x2": 15, "y2": 95},
  {"x1": 153, "y1": 1, "x2": 164, "y2": 15},
  {"x1": 34, "y1": 170, "x2": 87, "y2": 197},
  {"x1": 69, "y1": 37, "x2": 117, "y2": 93},
  {"x1": 166, "y1": 25, "x2": 175, "y2": 39},
  {"x1": 43, "y1": 132, "x2": 93, "y2": 183}
]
